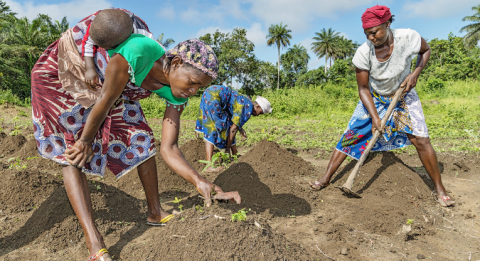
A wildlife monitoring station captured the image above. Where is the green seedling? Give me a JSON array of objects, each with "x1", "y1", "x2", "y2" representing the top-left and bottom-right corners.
[
  {"x1": 172, "y1": 197, "x2": 182, "y2": 204},
  {"x1": 17, "y1": 110, "x2": 28, "y2": 117},
  {"x1": 96, "y1": 185, "x2": 101, "y2": 190},
  {"x1": 406, "y1": 219, "x2": 414, "y2": 225},
  {"x1": 8, "y1": 157, "x2": 27, "y2": 170},
  {"x1": 195, "y1": 205, "x2": 203, "y2": 212},
  {"x1": 27, "y1": 156, "x2": 39, "y2": 160},
  {"x1": 178, "y1": 204, "x2": 184, "y2": 212},
  {"x1": 199, "y1": 152, "x2": 238, "y2": 172},
  {"x1": 9, "y1": 126, "x2": 22, "y2": 136},
  {"x1": 231, "y1": 208, "x2": 248, "y2": 222}
]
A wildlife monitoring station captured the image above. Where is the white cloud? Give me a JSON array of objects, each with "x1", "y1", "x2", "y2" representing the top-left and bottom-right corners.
[
  {"x1": 402, "y1": 0, "x2": 478, "y2": 19},
  {"x1": 244, "y1": 0, "x2": 375, "y2": 32},
  {"x1": 157, "y1": 5, "x2": 175, "y2": 20},
  {"x1": 246, "y1": 23, "x2": 267, "y2": 48},
  {"x1": 180, "y1": 8, "x2": 201, "y2": 23},
  {"x1": 177, "y1": 0, "x2": 247, "y2": 25},
  {"x1": 195, "y1": 26, "x2": 231, "y2": 38},
  {"x1": 5, "y1": 0, "x2": 112, "y2": 23}
]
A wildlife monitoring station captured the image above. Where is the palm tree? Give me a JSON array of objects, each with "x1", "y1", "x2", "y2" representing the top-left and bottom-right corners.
[
  {"x1": 333, "y1": 36, "x2": 356, "y2": 60},
  {"x1": 0, "y1": 0, "x2": 16, "y2": 34},
  {"x1": 5, "y1": 17, "x2": 49, "y2": 48},
  {"x1": 281, "y1": 44, "x2": 310, "y2": 74},
  {"x1": 158, "y1": 33, "x2": 175, "y2": 49},
  {"x1": 49, "y1": 17, "x2": 69, "y2": 41},
  {"x1": 460, "y1": 4, "x2": 480, "y2": 48},
  {"x1": 266, "y1": 22, "x2": 292, "y2": 90},
  {"x1": 311, "y1": 28, "x2": 340, "y2": 73}
]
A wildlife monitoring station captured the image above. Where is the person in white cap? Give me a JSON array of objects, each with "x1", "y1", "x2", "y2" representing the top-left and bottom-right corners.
[{"x1": 195, "y1": 85, "x2": 272, "y2": 171}]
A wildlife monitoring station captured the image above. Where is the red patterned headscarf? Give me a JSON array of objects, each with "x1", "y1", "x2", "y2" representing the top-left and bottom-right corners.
[{"x1": 361, "y1": 5, "x2": 392, "y2": 29}]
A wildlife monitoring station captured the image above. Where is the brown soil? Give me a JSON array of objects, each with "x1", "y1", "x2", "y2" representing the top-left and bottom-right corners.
[{"x1": 1, "y1": 135, "x2": 479, "y2": 261}]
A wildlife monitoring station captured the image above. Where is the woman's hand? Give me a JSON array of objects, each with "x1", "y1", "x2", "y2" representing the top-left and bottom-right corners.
[
  {"x1": 400, "y1": 73, "x2": 419, "y2": 92},
  {"x1": 65, "y1": 140, "x2": 94, "y2": 168},
  {"x1": 239, "y1": 129, "x2": 247, "y2": 141},
  {"x1": 371, "y1": 116, "x2": 383, "y2": 135}
]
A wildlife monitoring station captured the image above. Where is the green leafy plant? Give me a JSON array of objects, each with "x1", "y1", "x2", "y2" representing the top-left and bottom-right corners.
[
  {"x1": 195, "y1": 205, "x2": 203, "y2": 212},
  {"x1": 406, "y1": 219, "x2": 414, "y2": 225},
  {"x1": 199, "y1": 152, "x2": 239, "y2": 172},
  {"x1": 172, "y1": 197, "x2": 182, "y2": 204},
  {"x1": 231, "y1": 208, "x2": 248, "y2": 222},
  {"x1": 425, "y1": 77, "x2": 445, "y2": 93},
  {"x1": 178, "y1": 204, "x2": 184, "y2": 212},
  {"x1": 17, "y1": 110, "x2": 28, "y2": 117},
  {"x1": 8, "y1": 157, "x2": 27, "y2": 170}
]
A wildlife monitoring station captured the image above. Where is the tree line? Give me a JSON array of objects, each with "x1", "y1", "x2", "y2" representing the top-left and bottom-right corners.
[{"x1": 1, "y1": 1, "x2": 480, "y2": 100}]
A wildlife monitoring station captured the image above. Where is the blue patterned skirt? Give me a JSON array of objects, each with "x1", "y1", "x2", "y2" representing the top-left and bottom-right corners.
[{"x1": 336, "y1": 88, "x2": 429, "y2": 160}]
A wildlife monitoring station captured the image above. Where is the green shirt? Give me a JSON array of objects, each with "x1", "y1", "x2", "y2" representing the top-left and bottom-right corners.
[
  {"x1": 108, "y1": 34, "x2": 187, "y2": 106},
  {"x1": 108, "y1": 34, "x2": 163, "y2": 87}
]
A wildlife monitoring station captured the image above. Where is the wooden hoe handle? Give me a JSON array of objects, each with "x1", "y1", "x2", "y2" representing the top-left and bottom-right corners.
[{"x1": 342, "y1": 87, "x2": 405, "y2": 192}]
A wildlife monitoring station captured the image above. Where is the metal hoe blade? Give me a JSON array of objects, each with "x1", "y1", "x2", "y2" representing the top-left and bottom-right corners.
[{"x1": 339, "y1": 186, "x2": 362, "y2": 198}]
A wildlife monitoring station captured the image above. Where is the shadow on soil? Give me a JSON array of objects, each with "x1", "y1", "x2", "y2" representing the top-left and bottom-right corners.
[
  {"x1": 330, "y1": 152, "x2": 441, "y2": 194},
  {"x1": 213, "y1": 162, "x2": 311, "y2": 217},
  {"x1": 0, "y1": 181, "x2": 160, "y2": 258}
]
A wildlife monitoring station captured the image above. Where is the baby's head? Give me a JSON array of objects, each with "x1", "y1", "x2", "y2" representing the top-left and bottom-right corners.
[{"x1": 90, "y1": 9, "x2": 133, "y2": 50}]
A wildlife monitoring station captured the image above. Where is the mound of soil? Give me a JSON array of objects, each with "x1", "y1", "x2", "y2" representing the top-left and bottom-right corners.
[
  {"x1": 310, "y1": 152, "x2": 436, "y2": 238},
  {"x1": 0, "y1": 168, "x2": 61, "y2": 214},
  {"x1": 1, "y1": 133, "x2": 476, "y2": 260},
  {"x1": 118, "y1": 206, "x2": 317, "y2": 260},
  {"x1": 0, "y1": 134, "x2": 27, "y2": 156},
  {"x1": 214, "y1": 140, "x2": 315, "y2": 216}
]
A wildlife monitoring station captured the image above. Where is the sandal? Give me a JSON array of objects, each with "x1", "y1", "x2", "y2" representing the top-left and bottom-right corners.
[
  {"x1": 146, "y1": 214, "x2": 174, "y2": 226},
  {"x1": 309, "y1": 181, "x2": 329, "y2": 190},
  {"x1": 436, "y1": 195, "x2": 455, "y2": 207},
  {"x1": 88, "y1": 248, "x2": 110, "y2": 261}
]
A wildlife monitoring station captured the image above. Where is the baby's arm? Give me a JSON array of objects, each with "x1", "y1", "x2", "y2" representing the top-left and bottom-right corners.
[
  {"x1": 83, "y1": 36, "x2": 99, "y2": 90},
  {"x1": 84, "y1": 56, "x2": 99, "y2": 90}
]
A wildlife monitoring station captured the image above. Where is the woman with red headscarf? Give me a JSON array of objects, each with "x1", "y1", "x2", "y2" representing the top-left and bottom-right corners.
[{"x1": 309, "y1": 5, "x2": 454, "y2": 207}]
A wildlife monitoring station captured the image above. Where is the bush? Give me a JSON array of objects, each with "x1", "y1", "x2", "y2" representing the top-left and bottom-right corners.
[{"x1": 425, "y1": 77, "x2": 445, "y2": 93}]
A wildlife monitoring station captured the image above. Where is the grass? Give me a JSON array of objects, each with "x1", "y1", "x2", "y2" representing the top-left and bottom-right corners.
[
  {"x1": 2, "y1": 80, "x2": 479, "y2": 154},
  {"x1": 139, "y1": 80, "x2": 480, "y2": 154}
]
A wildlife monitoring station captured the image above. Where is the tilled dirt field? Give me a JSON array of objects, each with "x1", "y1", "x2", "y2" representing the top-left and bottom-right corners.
[{"x1": 0, "y1": 134, "x2": 479, "y2": 260}]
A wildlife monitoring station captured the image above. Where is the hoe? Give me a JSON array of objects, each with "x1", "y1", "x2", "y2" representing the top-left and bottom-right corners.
[{"x1": 340, "y1": 86, "x2": 405, "y2": 198}]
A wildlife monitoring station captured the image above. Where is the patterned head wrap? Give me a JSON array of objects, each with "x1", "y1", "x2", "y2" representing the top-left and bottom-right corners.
[{"x1": 166, "y1": 39, "x2": 219, "y2": 80}]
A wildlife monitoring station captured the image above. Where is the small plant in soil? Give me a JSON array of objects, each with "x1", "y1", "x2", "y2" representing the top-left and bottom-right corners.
[
  {"x1": 406, "y1": 219, "x2": 414, "y2": 225},
  {"x1": 195, "y1": 205, "x2": 203, "y2": 212},
  {"x1": 178, "y1": 204, "x2": 184, "y2": 212},
  {"x1": 172, "y1": 197, "x2": 182, "y2": 204},
  {"x1": 231, "y1": 208, "x2": 248, "y2": 222},
  {"x1": 199, "y1": 152, "x2": 238, "y2": 172},
  {"x1": 8, "y1": 157, "x2": 27, "y2": 170}
]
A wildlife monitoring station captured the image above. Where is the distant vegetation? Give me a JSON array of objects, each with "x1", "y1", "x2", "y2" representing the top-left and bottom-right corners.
[{"x1": 1, "y1": 0, "x2": 480, "y2": 101}]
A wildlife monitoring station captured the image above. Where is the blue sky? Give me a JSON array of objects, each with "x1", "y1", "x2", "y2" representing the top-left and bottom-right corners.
[{"x1": 5, "y1": 0, "x2": 478, "y2": 69}]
